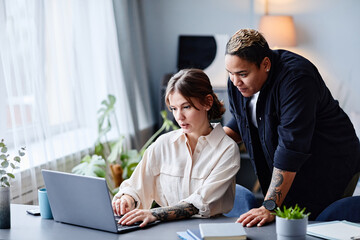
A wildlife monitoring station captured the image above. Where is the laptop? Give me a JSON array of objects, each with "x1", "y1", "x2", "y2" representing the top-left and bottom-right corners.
[{"x1": 41, "y1": 169, "x2": 160, "y2": 233}]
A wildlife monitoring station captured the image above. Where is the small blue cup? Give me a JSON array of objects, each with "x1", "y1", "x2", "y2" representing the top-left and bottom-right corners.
[{"x1": 38, "y1": 188, "x2": 53, "y2": 219}]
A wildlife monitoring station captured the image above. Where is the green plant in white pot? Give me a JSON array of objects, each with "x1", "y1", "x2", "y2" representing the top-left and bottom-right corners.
[
  {"x1": 273, "y1": 204, "x2": 311, "y2": 240},
  {"x1": 0, "y1": 139, "x2": 25, "y2": 229}
]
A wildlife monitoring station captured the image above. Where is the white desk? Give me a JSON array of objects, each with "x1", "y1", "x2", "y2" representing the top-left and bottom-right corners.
[{"x1": 0, "y1": 204, "x2": 321, "y2": 240}]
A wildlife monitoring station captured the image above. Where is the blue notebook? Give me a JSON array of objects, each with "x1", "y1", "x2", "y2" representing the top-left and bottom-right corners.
[
  {"x1": 187, "y1": 228, "x2": 201, "y2": 240},
  {"x1": 177, "y1": 228, "x2": 201, "y2": 240},
  {"x1": 177, "y1": 231, "x2": 193, "y2": 240}
]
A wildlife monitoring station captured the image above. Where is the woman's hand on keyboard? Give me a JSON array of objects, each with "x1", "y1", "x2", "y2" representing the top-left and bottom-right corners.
[
  {"x1": 112, "y1": 194, "x2": 136, "y2": 216},
  {"x1": 119, "y1": 209, "x2": 157, "y2": 227}
]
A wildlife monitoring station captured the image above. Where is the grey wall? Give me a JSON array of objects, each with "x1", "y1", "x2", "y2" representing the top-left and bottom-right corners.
[
  {"x1": 139, "y1": 0, "x2": 254, "y2": 123},
  {"x1": 138, "y1": 0, "x2": 360, "y2": 126}
]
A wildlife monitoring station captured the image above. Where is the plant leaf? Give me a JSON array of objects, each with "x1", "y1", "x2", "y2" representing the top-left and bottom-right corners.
[
  {"x1": 7, "y1": 173, "x2": 15, "y2": 178},
  {"x1": 1, "y1": 160, "x2": 9, "y2": 168},
  {"x1": 126, "y1": 162, "x2": 139, "y2": 178},
  {"x1": 94, "y1": 142, "x2": 104, "y2": 158},
  {"x1": 10, "y1": 163, "x2": 16, "y2": 169},
  {"x1": 107, "y1": 137, "x2": 124, "y2": 163},
  {"x1": 19, "y1": 150, "x2": 25, "y2": 156},
  {"x1": 0, "y1": 176, "x2": 10, "y2": 187},
  {"x1": 81, "y1": 155, "x2": 92, "y2": 163},
  {"x1": 1, "y1": 146, "x2": 7, "y2": 153},
  {"x1": 93, "y1": 167, "x2": 106, "y2": 178},
  {"x1": 71, "y1": 155, "x2": 106, "y2": 178},
  {"x1": 14, "y1": 156, "x2": 21, "y2": 163},
  {"x1": 273, "y1": 204, "x2": 310, "y2": 219},
  {"x1": 0, "y1": 154, "x2": 6, "y2": 160}
]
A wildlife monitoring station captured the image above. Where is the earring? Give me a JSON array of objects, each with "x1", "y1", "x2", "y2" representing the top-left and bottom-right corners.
[{"x1": 266, "y1": 69, "x2": 270, "y2": 72}]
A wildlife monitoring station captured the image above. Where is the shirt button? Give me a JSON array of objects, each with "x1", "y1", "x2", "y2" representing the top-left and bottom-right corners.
[{"x1": 259, "y1": 117, "x2": 262, "y2": 121}]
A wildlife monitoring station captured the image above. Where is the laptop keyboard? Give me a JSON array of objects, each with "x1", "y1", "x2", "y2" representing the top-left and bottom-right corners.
[
  {"x1": 114, "y1": 215, "x2": 160, "y2": 232},
  {"x1": 115, "y1": 215, "x2": 144, "y2": 232}
]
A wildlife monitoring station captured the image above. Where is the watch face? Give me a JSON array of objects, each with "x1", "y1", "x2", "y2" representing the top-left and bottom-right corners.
[{"x1": 263, "y1": 200, "x2": 277, "y2": 211}]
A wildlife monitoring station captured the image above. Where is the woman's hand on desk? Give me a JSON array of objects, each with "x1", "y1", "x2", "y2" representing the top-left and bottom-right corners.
[
  {"x1": 236, "y1": 206, "x2": 275, "y2": 227},
  {"x1": 118, "y1": 209, "x2": 157, "y2": 227},
  {"x1": 112, "y1": 194, "x2": 136, "y2": 216}
]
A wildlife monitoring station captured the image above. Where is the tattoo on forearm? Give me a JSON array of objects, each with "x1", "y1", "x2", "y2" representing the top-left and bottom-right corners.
[
  {"x1": 150, "y1": 202, "x2": 199, "y2": 222},
  {"x1": 267, "y1": 168, "x2": 284, "y2": 202}
]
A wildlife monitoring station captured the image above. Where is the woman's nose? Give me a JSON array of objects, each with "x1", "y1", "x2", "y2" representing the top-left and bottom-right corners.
[
  {"x1": 176, "y1": 111, "x2": 185, "y2": 121},
  {"x1": 232, "y1": 75, "x2": 242, "y2": 86}
]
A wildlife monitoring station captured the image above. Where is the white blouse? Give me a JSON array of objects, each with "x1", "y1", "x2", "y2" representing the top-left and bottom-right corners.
[{"x1": 116, "y1": 122, "x2": 240, "y2": 217}]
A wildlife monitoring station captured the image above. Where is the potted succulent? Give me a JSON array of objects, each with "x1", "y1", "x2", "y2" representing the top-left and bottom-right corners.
[
  {"x1": 273, "y1": 204, "x2": 311, "y2": 240},
  {"x1": 0, "y1": 139, "x2": 25, "y2": 229}
]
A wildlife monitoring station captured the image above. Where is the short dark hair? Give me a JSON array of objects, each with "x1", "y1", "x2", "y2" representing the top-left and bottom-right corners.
[
  {"x1": 165, "y1": 69, "x2": 225, "y2": 120},
  {"x1": 226, "y1": 29, "x2": 271, "y2": 68}
]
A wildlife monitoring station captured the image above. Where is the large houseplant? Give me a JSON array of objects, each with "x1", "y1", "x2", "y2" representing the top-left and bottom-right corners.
[
  {"x1": 0, "y1": 139, "x2": 26, "y2": 229},
  {"x1": 72, "y1": 95, "x2": 178, "y2": 195},
  {"x1": 273, "y1": 204, "x2": 311, "y2": 240}
]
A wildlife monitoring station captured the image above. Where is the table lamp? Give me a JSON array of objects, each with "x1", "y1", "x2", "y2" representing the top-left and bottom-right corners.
[
  {"x1": 258, "y1": 0, "x2": 296, "y2": 48},
  {"x1": 259, "y1": 15, "x2": 296, "y2": 48}
]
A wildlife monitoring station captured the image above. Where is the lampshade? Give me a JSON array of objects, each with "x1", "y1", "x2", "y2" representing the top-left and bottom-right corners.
[{"x1": 259, "y1": 15, "x2": 296, "y2": 48}]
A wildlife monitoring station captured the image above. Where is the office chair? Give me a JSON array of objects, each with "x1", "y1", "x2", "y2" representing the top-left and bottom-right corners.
[
  {"x1": 315, "y1": 196, "x2": 360, "y2": 222},
  {"x1": 224, "y1": 184, "x2": 257, "y2": 218}
]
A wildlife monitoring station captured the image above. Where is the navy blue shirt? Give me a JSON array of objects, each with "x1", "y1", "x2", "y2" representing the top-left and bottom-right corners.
[{"x1": 226, "y1": 50, "x2": 360, "y2": 219}]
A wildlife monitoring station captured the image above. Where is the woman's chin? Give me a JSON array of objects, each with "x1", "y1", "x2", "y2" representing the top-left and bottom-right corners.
[{"x1": 181, "y1": 127, "x2": 192, "y2": 134}]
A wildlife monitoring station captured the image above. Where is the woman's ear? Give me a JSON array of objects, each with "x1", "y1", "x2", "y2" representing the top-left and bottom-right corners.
[
  {"x1": 205, "y1": 94, "x2": 214, "y2": 110},
  {"x1": 262, "y1": 57, "x2": 271, "y2": 72}
]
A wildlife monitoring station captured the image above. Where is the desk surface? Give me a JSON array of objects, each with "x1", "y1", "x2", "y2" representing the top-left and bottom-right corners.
[{"x1": 1, "y1": 204, "x2": 320, "y2": 240}]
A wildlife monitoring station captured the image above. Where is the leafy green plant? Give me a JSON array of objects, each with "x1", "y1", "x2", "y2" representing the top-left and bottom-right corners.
[
  {"x1": 0, "y1": 139, "x2": 26, "y2": 187},
  {"x1": 72, "y1": 94, "x2": 178, "y2": 191},
  {"x1": 272, "y1": 204, "x2": 311, "y2": 220},
  {"x1": 71, "y1": 155, "x2": 106, "y2": 178}
]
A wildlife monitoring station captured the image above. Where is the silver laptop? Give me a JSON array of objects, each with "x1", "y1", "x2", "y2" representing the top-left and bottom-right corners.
[{"x1": 42, "y1": 169, "x2": 159, "y2": 233}]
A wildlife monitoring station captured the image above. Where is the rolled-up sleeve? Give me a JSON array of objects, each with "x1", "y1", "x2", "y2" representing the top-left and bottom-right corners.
[
  {"x1": 226, "y1": 117, "x2": 239, "y2": 134},
  {"x1": 115, "y1": 145, "x2": 158, "y2": 209},
  {"x1": 274, "y1": 145, "x2": 311, "y2": 171}
]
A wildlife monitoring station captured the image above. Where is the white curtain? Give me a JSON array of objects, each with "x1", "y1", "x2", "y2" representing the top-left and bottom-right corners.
[
  {"x1": 0, "y1": 0, "x2": 152, "y2": 204},
  {"x1": 112, "y1": 0, "x2": 155, "y2": 149}
]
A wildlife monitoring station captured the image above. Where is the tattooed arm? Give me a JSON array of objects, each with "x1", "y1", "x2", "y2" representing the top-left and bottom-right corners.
[
  {"x1": 118, "y1": 202, "x2": 199, "y2": 227},
  {"x1": 236, "y1": 167, "x2": 296, "y2": 228},
  {"x1": 265, "y1": 167, "x2": 296, "y2": 206},
  {"x1": 150, "y1": 202, "x2": 199, "y2": 221}
]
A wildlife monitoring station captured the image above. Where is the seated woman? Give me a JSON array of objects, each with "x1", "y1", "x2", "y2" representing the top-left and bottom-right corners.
[{"x1": 112, "y1": 68, "x2": 240, "y2": 227}]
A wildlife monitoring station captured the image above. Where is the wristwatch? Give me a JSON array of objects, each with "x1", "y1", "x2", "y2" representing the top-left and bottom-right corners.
[{"x1": 262, "y1": 199, "x2": 277, "y2": 211}]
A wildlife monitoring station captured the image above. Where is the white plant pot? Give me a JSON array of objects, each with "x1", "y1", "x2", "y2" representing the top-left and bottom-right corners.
[
  {"x1": 276, "y1": 215, "x2": 308, "y2": 240},
  {"x1": 0, "y1": 187, "x2": 11, "y2": 229}
]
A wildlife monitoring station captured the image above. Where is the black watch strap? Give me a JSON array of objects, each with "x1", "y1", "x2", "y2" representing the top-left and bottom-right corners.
[{"x1": 262, "y1": 199, "x2": 277, "y2": 211}]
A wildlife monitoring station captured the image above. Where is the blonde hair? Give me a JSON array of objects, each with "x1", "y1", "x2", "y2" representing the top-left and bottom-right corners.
[{"x1": 226, "y1": 29, "x2": 271, "y2": 67}]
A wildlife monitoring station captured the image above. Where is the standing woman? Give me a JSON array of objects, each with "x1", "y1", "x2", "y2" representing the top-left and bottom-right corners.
[
  {"x1": 224, "y1": 29, "x2": 360, "y2": 226},
  {"x1": 112, "y1": 68, "x2": 240, "y2": 227}
]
